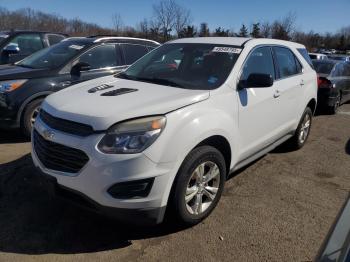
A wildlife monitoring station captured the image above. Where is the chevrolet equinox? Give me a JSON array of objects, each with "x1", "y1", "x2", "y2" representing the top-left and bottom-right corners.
[{"x1": 32, "y1": 37, "x2": 317, "y2": 226}]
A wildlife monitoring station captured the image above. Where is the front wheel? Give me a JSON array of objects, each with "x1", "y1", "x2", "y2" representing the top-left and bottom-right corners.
[
  {"x1": 288, "y1": 107, "x2": 313, "y2": 150},
  {"x1": 170, "y1": 146, "x2": 226, "y2": 226},
  {"x1": 21, "y1": 98, "x2": 44, "y2": 137}
]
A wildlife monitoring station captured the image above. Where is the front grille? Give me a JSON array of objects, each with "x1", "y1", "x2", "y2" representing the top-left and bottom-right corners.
[
  {"x1": 39, "y1": 110, "x2": 94, "y2": 137},
  {"x1": 33, "y1": 130, "x2": 89, "y2": 173}
]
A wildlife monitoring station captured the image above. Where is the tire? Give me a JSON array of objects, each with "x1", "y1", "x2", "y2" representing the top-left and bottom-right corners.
[
  {"x1": 287, "y1": 107, "x2": 313, "y2": 150},
  {"x1": 21, "y1": 98, "x2": 44, "y2": 137},
  {"x1": 328, "y1": 92, "x2": 341, "y2": 115},
  {"x1": 169, "y1": 146, "x2": 226, "y2": 226}
]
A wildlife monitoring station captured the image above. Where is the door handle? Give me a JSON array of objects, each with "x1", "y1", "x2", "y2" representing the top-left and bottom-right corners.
[
  {"x1": 300, "y1": 80, "x2": 305, "y2": 86},
  {"x1": 273, "y1": 90, "x2": 281, "y2": 98}
]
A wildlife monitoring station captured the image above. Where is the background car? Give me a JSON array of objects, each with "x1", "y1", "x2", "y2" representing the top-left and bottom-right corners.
[
  {"x1": 313, "y1": 59, "x2": 350, "y2": 113},
  {"x1": 0, "y1": 36, "x2": 160, "y2": 136},
  {"x1": 328, "y1": 55, "x2": 350, "y2": 62},
  {"x1": 309, "y1": 52, "x2": 328, "y2": 60},
  {"x1": 0, "y1": 30, "x2": 67, "y2": 65}
]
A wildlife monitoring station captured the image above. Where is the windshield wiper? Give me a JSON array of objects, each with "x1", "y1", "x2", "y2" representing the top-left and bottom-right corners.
[
  {"x1": 117, "y1": 73, "x2": 184, "y2": 88},
  {"x1": 136, "y1": 77, "x2": 184, "y2": 88},
  {"x1": 17, "y1": 64, "x2": 34, "y2": 69},
  {"x1": 116, "y1": 72, "x2": 135, "y2": 80}
]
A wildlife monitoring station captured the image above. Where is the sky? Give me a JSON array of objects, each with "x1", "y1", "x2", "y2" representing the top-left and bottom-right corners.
[{"x1": 0, "y1": 0, "x2": 349, "y2": 33}]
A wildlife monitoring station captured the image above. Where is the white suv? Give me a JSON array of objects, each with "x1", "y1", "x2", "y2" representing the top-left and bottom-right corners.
[{"x1": 32, "y1": 37, "x2": 317, "y2": 225}]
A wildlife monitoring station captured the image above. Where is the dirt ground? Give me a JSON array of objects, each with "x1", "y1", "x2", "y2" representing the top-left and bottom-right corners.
[{"x1": 0, "y1": 104, "x2": 349, "y2": 262}]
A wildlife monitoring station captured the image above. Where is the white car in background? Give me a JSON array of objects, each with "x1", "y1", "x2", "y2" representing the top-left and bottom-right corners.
[
  {"x1": 309, "y1": 52, "x2": 328, "y2": 60},
  {"x1": 32, "y1": 37, "x2": 317, "y2": 225}
]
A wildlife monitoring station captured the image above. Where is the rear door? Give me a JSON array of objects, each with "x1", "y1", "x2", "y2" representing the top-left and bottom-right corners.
[
  {"x1": 237, "y1": 46, "x2": 283, "y2": 160},
  {"x1": 272, "y1": 46, "x2": 304, "y2": 130}
]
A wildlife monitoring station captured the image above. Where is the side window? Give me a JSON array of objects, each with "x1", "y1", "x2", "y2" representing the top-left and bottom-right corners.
[
  {"x1": 47, "y1": 34, "x2": 65, "y2": 46},
  {"x1": 5, "y1": 33, "x2": 43, "y2": 55},
  {"x1": 240, "y1": 46, "x2": 275, "y2": 83},
  {"x1": 77, "y1": 44, "x2": 118, "y2": 70},
  {"x1": 122, "y1": 44, "x2": 148, "y2": 65},
  {"x1": 273, "y1": 47, "x2": 300, "y2": 79},
  {"x1": 297, "y1": 48, "x2": 314, "y2": 69}
]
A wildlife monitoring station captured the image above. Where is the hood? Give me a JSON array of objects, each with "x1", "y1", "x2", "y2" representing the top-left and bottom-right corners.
[
  {"x1": 0, "y1": 64, "x2": 51, "y2": 80},
  {"x1": 43, "y1": 75, "x2": 210, "y2": 130}
]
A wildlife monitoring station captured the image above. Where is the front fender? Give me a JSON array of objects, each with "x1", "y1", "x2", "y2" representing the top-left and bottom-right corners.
[{"x1": 144, "y1": 99, "x2": 238, "y2": 169}]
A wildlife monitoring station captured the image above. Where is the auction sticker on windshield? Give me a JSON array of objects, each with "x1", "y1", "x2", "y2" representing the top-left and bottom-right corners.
[{"x1": 212, "y1": 47, "x2": 242, "y2": 53}]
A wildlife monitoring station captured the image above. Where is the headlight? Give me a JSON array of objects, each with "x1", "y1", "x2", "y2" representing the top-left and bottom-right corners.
[
  {"x1": 0, "y1": 79, "x2": 28, "y2": 93},
  {"x1": 98, "y1": 116, "x2": 166, "y2": 154}
]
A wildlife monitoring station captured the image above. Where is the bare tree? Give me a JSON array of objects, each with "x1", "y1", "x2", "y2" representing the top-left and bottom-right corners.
[
  {"x1": 271, "y1": 12, "x2": 296, "y2": 40},
  {"x1": 112, "y1": 13, "x2": 123, "y2": 35},
  {"x1": 152, "y1": 0, "x2": 176, "y2": 41},
  {"x1": 260, "y1": 21, "x2": 271, "y2": 38},
  {"x1": 173, "y1": 4, "x2": 192, "y2": 37}
]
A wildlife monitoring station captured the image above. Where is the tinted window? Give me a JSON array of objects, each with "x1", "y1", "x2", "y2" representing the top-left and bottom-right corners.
[
  {"x1": 312, "y1": 61, "x2": 335, "y2": 75},
  {"x1": 309, "y1": 54, "x2": 317, "y2": 59},
  {"x1": 297, "y1": 48, "x2": 314, "y2": 68},
  {"x1": 240, "y1": 46, "x2": 275, "y2": 82},
  {"x1": 78, "y1": 44, "x2": 118, "y2": 70},
  {"x1": 274, "y1": 47, "x2": 300, "y2": 78},
  {"x1": 17, "y1": 40, "x2": 88, "y2": 69},
  {"x1": 118, "y1": 43, "x2": 240, "y2": 90},
  {"x1": 47, "y1": 34, "x2": 65, "y2": 45},
  {"x1": 122, "y1": 44, "x2": 148, "y2": 65},
  {"x1": 5, "y1": 34, "x2": 43, "y2": 55}
]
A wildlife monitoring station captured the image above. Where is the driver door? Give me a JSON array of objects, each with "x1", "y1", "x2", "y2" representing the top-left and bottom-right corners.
[{"x1": 237, "y1": 46, "x2": 283, "y2": 161}]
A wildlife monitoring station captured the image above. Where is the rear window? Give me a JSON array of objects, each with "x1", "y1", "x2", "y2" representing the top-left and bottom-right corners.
[
  {"x1": 312, "y1": 61, "x2": 335, "y2": 75},
  {"x1": 297, "y1": 48, "x2": 314, "y2": 68}
]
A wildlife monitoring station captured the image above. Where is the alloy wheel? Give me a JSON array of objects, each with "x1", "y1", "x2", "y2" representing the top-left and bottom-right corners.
[
  {"x1": 185, "y1": 161, "x2": 221, "y2": 215},
  {"x1": 299, "y1": 113, "x2": 311, "y2": 144}
]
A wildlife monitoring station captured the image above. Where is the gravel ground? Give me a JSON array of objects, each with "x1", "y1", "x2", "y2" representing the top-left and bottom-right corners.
[{"x1": 0, "y1": 104, "x2": 349, "y2": 262}]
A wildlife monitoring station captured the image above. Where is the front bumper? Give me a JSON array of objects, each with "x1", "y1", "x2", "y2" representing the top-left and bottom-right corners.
[
  {"x1": 0, "y1": 93, "x2": 19, "y2": 129},
  {"x1": 38, "y1": 170, "x2": 166, "y2": 225},
  {"x1": 31, "y1": 117, "x2": 176, "y2": 225}
]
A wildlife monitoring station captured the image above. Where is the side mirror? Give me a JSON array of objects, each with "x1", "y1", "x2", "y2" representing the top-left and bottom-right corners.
[
  {"x1": 70, "y1": 62, "x2": 91, "y2": 78},
  {"x1": 3, "y1": 44, "x2": 20, "y2": 55},
  {"x1": 239, "y1": 73, "x2": 274, "y2": 89}
]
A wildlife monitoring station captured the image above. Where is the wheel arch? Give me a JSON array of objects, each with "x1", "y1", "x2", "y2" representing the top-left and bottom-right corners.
[
  {"x1": 307, "y1": 98, "x2": 317, "y2": 115},
  {"x1": 17, "y1": 91, "x2": 53, "y2": 123},
  {"x1": 196, "y1": 135, "x2": 232, "y2": 176}
]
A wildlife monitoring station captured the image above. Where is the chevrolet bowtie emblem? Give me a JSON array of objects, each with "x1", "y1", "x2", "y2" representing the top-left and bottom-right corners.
[{"x1": 42, "y1": 129, "x2": 55, "y2": 140}]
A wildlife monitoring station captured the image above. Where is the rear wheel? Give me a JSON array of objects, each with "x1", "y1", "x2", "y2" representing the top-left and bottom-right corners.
[
  {"x1": 21, "y1": 98, "x2": 44, "y2": 137},
  {"x1": 287, "y1": 107, "x2": 313, "y2": 150},
  {"x1": 170, "y1": 146, "x2": 226, "y2": 226}
]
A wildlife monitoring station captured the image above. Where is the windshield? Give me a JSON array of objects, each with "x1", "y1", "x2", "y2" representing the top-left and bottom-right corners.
[
  {"x1": 118, "y1": 43, "x2": 241, "y2": 90},
  {"x1": 312, "y1": 61, "x2": 335, "y2": 75},
  {"x1": 17, "y1": 41, "x2": 89, "y2": 69}
]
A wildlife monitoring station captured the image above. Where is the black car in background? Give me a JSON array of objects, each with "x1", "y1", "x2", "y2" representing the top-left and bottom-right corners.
[
  {"x1": 0, "y1": 36, "x2": 160, "y2": 136},
  {"x1": 312, "y1": 59, "x2": 350, "y2": 114},
  {"x1": 0, "y1": 30, "x2": 67, "y2": 65}
]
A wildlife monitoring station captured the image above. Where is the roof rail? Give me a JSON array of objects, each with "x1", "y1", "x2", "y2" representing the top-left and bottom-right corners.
[
  {"x1": 62, "y1": 37, "x2": 87, "y2": 42},
  {"x1": 93, "y1": 36, "x2": 160, "y2": 45}
]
